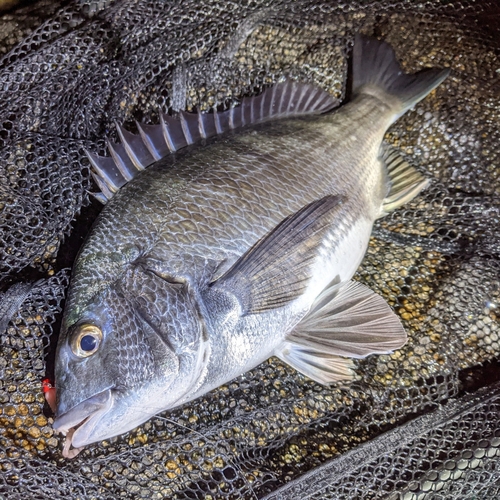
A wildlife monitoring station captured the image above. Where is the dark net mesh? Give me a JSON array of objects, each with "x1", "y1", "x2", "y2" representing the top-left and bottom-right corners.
[{"x1": 0, "y1": 0, "x2": 499, "y2": 498}]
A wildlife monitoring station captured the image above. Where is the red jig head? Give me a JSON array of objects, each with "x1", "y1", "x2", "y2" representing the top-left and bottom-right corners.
[{"x1": 42, "y1": 378, "x2": 57, "y2": 413}]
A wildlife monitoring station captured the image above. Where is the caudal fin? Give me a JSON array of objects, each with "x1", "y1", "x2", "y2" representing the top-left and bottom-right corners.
[{"x1": 352, "y1": 34, "x2": 449, "y2": 120}]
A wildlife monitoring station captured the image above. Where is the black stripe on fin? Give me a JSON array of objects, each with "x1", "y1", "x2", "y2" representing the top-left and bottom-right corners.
[{"x1": 88, "y1": 80, "x2": 337, "y2": 203}]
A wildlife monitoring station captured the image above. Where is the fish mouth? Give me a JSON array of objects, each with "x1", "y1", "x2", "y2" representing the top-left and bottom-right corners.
[{"x1": 53, "y1": 388, "x2": 113, "y2": 456}]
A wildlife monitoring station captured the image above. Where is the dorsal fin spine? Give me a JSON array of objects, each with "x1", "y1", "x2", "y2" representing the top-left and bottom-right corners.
[
  {"x1": 160, "y1": 114, "x2": 178, "y2": 152},
  {"x1": 249, "y1": 96, "x2": 255, "y2": 123},
  {"x1": 91, "y1": 171, "x2": 115, "y2": 198},
  {"x1": 198, "y1": 112, "x2": 206, "y2": 139},
  {"x1": 259, "y1": 92, "x2": 266, "y2": 120},
  {"x1": 242, "y1": 98, "x2": 250, "y2": 126},
  {"x1": 278, "y1": 83, "x2": 285, "y2": 113},
  {"x1": 286, "y1": 82, "x2": 297, "y2": 113},
  {"x1": 213, "y1": 110, "x2": 222, "y2": 134},
  {"x1": 135, "y1": 121, "x2": 163, "y2": 160},
  {"x1": 86, "y1": 151, "x2": 119, "y2": 193},
  {"x1": 115, "y1": 123, "x2": 151, "y2": 170},
  {"x1": 301, "y1": 88, "x2": 319, "y2": 112},
  {"x1": 318, "y1": 89, "x2": 334, "y2": 109},
  {"x1": 295, "y1": 85, "x2": 308, "y2": 112},
  {"x1": 92, "y1": 191, "x2": 108, "y2": 204},
  {"x1": 106, "y1": 140, "x2": 135, "y2": 181},
  {"x1": 298, "y1": 84, "x2": 307, "y2": 109},
  {"x1": 239, "y1": 99, "x2": 246, "y2": 127},
  {"x1": 229, "y1": 106, "x2": 235, "y2": 130},
  {"x1": 270, "y1": 85, "x2": 277, "y2": 114},
  {"x1": 179, "y1": 112, "x2": 194, "y2": 144}
]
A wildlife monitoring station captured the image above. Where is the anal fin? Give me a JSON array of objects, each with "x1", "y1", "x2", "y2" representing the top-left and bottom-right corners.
[
  {"x1": 380, "y1": 147, "x2": 430, "y2": 216},
  {"x1": 275, "y1": 343, "x2": 356, "y2": 384},
  {"x1": 274, "y1": 280, "x2": 407, "y2": 384}
]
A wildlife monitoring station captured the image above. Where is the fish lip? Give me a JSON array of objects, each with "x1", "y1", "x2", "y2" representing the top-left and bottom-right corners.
[{"x1": 53, "y1": 388, "x2": 113, "y2": 447}]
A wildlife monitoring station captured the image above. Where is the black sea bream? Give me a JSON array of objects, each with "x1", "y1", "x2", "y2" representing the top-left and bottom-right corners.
[{"x1": 53, "y1": 35, "x2": 449, "y2": 457}]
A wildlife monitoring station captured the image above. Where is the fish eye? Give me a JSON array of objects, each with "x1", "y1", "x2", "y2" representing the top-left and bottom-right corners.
[{"x1": 70, "y1": 324, "x2": 103, "y2": 358}]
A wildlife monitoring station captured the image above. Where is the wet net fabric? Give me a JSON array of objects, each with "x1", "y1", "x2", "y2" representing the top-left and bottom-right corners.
[
  {"x1": 264, "y1": 382, "x2": 500, "y2": 500},
  {"x1": 0, "y1": 0, "x2": 499, "y2": 498}
]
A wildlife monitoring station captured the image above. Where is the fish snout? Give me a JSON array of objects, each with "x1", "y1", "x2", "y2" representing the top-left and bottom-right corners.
[{"x1": 53, "y1": 388, "x2": 113, "y2": 436}]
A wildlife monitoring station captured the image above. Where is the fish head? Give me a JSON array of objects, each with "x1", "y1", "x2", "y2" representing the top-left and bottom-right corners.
[{"x1": 54, "y1": 267, "x2": 207, "y2": 450}]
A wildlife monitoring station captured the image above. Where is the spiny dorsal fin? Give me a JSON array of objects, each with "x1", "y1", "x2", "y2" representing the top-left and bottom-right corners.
[
  {"x1": 274, "y1": 279, "x2": 407, "y2": 384},
  {"x1": 380, "y1": 147, "x2": 430, "y2": 216},
  {"x1": 88, "y1": 80, "x2": 336, "y2": 203}
]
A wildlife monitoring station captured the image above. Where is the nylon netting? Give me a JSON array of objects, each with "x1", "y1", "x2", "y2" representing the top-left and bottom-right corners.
[{"x1": 0, "y1": 1, "x2": 499, "y2": 498}]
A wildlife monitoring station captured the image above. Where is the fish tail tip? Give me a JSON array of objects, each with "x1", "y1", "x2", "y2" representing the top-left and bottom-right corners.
[{"x1": 352, "y1": 34, "x2": 449, "y2": 118}]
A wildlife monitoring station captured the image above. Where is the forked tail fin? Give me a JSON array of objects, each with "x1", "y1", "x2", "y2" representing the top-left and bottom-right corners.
[{"x1": 352, "y1": 34, "x2": 449, "y2": 121}]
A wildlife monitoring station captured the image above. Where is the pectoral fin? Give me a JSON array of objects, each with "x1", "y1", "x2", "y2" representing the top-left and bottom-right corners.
[
  {"x1": 274, "y1": 280, "x2": 407, "y2": 384},
  {"x1": 210, "y1": 195, "x2": 344, "y2": 315}
]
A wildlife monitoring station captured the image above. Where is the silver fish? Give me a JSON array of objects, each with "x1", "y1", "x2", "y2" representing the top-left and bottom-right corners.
[{"x1": 53, "y1": 35, "x2": 449, "y2": 457}]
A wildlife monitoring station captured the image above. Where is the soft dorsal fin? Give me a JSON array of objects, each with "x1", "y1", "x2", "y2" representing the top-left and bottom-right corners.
[
  {"x1": 274, "y1": 279, "x2": 407, "y2": 384},
  {"x1": 379, "y1": 147, "x2": 430, "y2": 217},
  {"x1": 88, "y1": 80, "x2": 336, "y2": 203}
]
